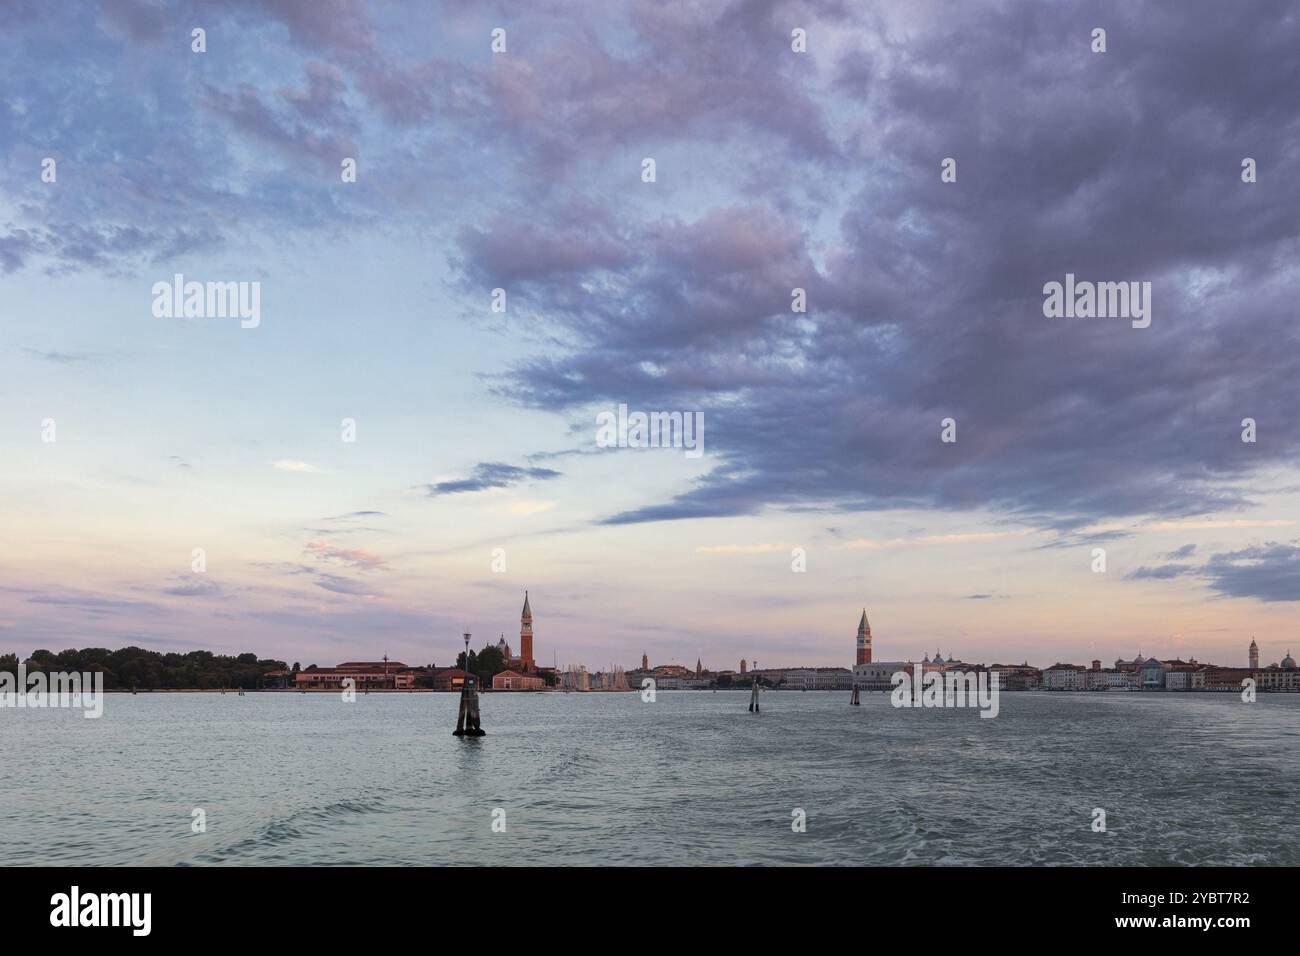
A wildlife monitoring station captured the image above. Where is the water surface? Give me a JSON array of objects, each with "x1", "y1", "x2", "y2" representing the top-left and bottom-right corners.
[{"x1": 4, "y1": 690, "x2": 1296, "y2": 865}]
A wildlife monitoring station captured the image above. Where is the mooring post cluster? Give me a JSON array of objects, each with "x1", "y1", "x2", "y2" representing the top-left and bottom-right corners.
[{"x1": 453, "y1": 630, "x2": 486, "y2": 737}]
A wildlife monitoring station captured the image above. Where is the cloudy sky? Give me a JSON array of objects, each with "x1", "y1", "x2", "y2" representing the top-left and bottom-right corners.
[{"x1": 1, "y1": 0, "x2": 1297, "y2": 672}]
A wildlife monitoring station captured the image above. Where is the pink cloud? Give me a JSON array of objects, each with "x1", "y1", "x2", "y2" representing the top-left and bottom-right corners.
[{"x1": 305, "y1": 540, "x2": 387, "y2": 570}]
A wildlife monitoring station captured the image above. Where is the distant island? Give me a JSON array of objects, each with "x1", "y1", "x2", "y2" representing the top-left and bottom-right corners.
[{"x1": 4, "y1": 607, "x2": 1295, "y2": 694}]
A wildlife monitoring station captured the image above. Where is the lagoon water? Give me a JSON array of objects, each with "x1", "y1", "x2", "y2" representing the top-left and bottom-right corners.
[{"x1": 4, "y1": 690, "x2": 1297, "y2": 866}]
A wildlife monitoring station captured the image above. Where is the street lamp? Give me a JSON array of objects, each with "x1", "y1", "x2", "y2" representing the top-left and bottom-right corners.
[{"x1": 462, "y1": 631, "x2": 471, "y2": 690}]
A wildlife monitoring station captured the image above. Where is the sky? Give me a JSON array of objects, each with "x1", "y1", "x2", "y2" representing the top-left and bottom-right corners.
[{"x1": 1, "y1": 0, "x2": 1297, "y2": 673}]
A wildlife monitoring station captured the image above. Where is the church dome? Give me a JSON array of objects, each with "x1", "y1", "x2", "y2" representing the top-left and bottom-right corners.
[{"x1": 1283, "y1": 650, "x2": 1296, "y2": 670}]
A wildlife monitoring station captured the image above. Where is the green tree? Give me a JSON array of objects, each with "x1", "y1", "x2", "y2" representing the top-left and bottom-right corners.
[{"x1": 473, "y1": 644, "x2": 506, "y2": 684}]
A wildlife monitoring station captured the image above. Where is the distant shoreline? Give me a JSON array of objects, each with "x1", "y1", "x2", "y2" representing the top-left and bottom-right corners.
[{"x1": 93, "y1": 686, "x2": 1299, "y2": 695}]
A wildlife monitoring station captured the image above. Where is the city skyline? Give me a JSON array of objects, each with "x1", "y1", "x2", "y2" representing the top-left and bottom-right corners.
[{"x1": 2, "y1": 1, "x2": 1297, "y2": 671}]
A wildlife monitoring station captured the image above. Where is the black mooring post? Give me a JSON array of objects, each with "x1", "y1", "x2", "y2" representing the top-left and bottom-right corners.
[
  {"x1": 850, "y1": 683, "x2": 860, "y2": 706},
  {"x1": 749, "y1": 678, "x2": 760, "y2": 713}
]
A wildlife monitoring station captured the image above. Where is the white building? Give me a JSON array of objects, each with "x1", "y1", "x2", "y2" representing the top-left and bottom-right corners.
[
  {"x1": 1165, "y1": 669, "x2": 1205, "y2": 691},
  {"x1": 1042, "y1": 664, "x2": 1087, "y2": 690},
  {"x1": 1086, "y1": 668, "x2": 1136, "y2": 691},
  {"x1": 1140, "y1": 659, "x2": 1171, "y2": 690},
  {"x1": 852, "y1": 662, "x2": 913, "y2": 692},
  {"x1": 783, "y1": 667, "x2": 854, "y2": 690}
]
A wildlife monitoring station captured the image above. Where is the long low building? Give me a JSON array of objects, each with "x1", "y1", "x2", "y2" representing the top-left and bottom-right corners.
[
  {"x1": 296, "y1": 661, "x2": 416, "y2": 690},
  {"x1": 782, "y1": 667, "x2": 855, "y2": 690},
  {"x1": 492, "y1": 670, "x2": 545, "y2": 691}
]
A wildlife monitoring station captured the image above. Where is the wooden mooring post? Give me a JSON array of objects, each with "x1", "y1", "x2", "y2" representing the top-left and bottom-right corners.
[
  {"x1": 453, "y1": 630, "x2": 486, "y2": 737},
  {"x1": 850, "y1": 683, "x2": 860, "y2": 706}
]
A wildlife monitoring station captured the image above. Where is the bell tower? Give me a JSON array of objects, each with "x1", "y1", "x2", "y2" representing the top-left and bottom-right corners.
[
  {"x1": 520, "y1": 591, "x2": 534, "y2": 672},
  {"x1": 856, "y1": 609, "x2": 872, "y2": 665}
]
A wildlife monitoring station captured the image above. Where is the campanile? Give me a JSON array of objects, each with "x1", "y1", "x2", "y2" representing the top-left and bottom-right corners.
[
  {"x1": 856, "y1": 609, "x2": 872, "y2": 665},
  {"x1": 520, "y1": 591, "x2": 535, "y2": 672}
]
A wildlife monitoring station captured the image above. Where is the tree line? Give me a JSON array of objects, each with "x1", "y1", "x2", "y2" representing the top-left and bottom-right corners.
[{"x1": 0, "y1": 647, "x2": 288, "y2": 690}]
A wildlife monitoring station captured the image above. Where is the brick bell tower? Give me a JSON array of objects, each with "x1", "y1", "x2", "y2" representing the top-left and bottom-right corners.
[
  {"x1": 856, "y1": 609, "x2": 872, "y2": 665},
  {"x1": 520, "y1": 591, "x2": 535, "y2": 672}
]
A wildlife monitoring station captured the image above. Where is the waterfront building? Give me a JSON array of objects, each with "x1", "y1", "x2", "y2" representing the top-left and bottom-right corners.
[
  {"x1": 1165, "y1": 669, "x2": 1206, "y2": 691},
  {"x1": 988, "y1": 663, "x2": 1042, "y2": 691},
  {"x1": 1202, "y1": 666, "x2": 1255, "y2": 692},
  {"x1": 1042, "y1": 663, "x2": 1087, "y2": 691},
  {"x1": 1255, "y1": 664, "x2": 1300, "y2": 692},
  {"x1": 653, "y1": 664, "x2": 694, "y2": 678},
  {"x1": 492, "y1": 669, "x2": 545, "y2": 691},
  {"x1": 653, "y1": 675, "x2": 712, "y2": 689},
  {"x1": 852, "y1": 661, "x2": 913, "y2": 691},
  {"x1": 295, "y1": 660, "x2": 416, "y2": 690},
  {"x1": 1140, "y1": 658, "x2": 1172, "y2": 690},
  {"x1": 783, "y1": 667, "x2": 854, "y2": 690},
  {"x1": 1086, "y1": 666, "x2": 1136, "y2": 690},
  {"x1": 430, "y1": 667, "x2": 468, "y2": 691}
]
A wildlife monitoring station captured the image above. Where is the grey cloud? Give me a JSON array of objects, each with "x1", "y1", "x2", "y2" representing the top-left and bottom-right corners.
[
  {"x1": 1201, "y1": 543, "x2": 1300, "y2": 602},
  {"x1": 314, "y1": 574, "x2": 378, "y2": 597},
  {"x1": 1126, "y1": 564, "x2": 1193, "y2": 581},
  {"x1": 162, "y1": 578, "x2": 224, "y2": 598},
  {"x1": 453, "y1": 1, "x2": 1300, "y2": 529},
  {"x1": 22, "y1": 348, "x2": 96, "y2": 365},
  {"x1": 420, "y1": 462, "x2": 561, "y2": 496}
]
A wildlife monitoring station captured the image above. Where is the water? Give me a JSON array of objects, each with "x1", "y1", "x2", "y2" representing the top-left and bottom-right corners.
[{"x1": 4, "y1": 690, "x2": 1297, "y2": 866}]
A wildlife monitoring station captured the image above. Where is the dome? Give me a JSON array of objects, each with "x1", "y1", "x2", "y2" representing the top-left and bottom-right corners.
[{"x1": 1283, "y1": 650, "x2": 1296, "y2": 670}]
